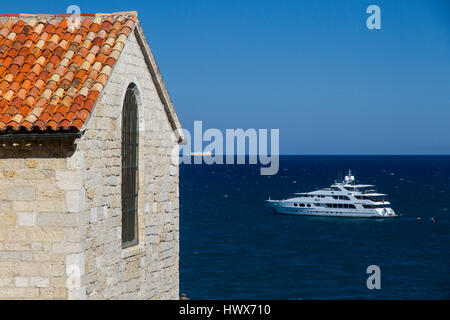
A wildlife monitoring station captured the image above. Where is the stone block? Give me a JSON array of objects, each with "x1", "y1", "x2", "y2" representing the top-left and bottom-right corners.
[
  {"x1": 0, "y1": 213, "x2": 17, "y2": 226},
  {"x1": 8, "y1": 186, "x2": 35, "y2": 201},
  {"x1": 24, "y1": 159, "x2": 41, "y2": 169},
  {"x1": 55, "y1": 170, "x2": 82, "y2": 191},
  {"x1": 15, "y1": 277, "x2": 29, "y2": 287},
  {"x1": 30, "y1": 277, "x2": 50, "y2": 288},
  {"x1": 39, "y1": 262, "x2": 65, "y2": 277},
  {"x1": 27, "y1": 228, "x2": 64, "y2": 242},
  {"x1": 17, "y1": 213, "x2": 36, "y2": 227},
  {"x1": 66, "y1": 190, "x2": 86, "y2": 213}
]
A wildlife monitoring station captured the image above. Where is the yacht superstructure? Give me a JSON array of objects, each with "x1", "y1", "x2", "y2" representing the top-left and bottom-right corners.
[{"x1": 266, "y1": 170, "x2": 396, "y2": 218}]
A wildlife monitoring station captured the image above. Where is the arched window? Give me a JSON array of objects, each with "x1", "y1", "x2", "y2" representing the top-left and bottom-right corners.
[{"x1": 121, "y1": 85, "x2": 139, "y2": 248}]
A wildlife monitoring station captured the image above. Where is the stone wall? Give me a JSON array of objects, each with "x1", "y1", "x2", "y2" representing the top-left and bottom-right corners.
[
  {"x1": 0, "y1": 140, "x2": 79, "y2": 299},
  {"x1": 0, "y1": 28, "x2": 180, "y2": 300},
  {"x1": 75, "y1": 29, "x2": 179, "y2": 300}
]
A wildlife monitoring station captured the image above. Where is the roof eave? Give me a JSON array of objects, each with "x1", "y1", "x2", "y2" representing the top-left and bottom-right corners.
[{"x1": 0, "y1": 130, "x2": 85, "y2": 141}]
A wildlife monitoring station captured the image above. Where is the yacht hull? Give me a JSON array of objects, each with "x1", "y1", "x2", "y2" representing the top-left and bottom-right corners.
[{"x1": 267, "y1": 201, "x2": 396, "y2": 218}]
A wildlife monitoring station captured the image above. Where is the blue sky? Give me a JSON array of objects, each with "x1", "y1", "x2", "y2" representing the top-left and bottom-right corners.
[{"x1": 3, "y1": 0, "x2": 450, "y2": 154}]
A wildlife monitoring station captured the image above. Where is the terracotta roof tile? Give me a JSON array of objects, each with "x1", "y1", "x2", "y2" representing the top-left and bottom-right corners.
[{"x1": 0, "y1": 12, "x2": 137, "y2": 133}]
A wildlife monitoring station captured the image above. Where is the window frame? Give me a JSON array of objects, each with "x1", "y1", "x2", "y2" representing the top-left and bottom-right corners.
[{"x1": 121, "y1": 85, "x2": 139, "y2": 249}]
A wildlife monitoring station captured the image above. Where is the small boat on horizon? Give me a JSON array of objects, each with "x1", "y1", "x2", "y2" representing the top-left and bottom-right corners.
[
  {"x1": 190, "y1": 151, "x2": 213, "y2": 156},
  {"x1": 266, "y1": 170, "x2": 397, "y2": 218}
]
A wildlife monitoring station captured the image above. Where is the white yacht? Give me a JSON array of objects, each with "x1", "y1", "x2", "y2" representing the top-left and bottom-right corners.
[{"x1": 266, "y1": 170, "x2": 396, "y2": 218}]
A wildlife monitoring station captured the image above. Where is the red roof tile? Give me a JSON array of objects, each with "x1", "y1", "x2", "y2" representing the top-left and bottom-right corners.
[{"x1": 0, "y1": 12, "x2": 137, "y2": 133}]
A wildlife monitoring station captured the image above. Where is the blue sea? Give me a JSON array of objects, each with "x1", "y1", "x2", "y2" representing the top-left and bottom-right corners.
[{"x1": 180, "y1": 156, "x2": 450, "y2": 299}]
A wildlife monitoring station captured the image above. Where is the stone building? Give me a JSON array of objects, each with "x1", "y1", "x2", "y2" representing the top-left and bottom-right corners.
[{"x1": 0, "y1": 12, "x2": 182, "y2": 299}]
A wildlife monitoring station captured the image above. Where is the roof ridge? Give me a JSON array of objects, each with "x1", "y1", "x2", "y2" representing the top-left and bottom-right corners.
[
  {"x1": 0, "y1": 11, "x2": 137, "y2": 18},
  {"x1": 96, "y1": 11, "x2": 138, "y2": 16}
]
